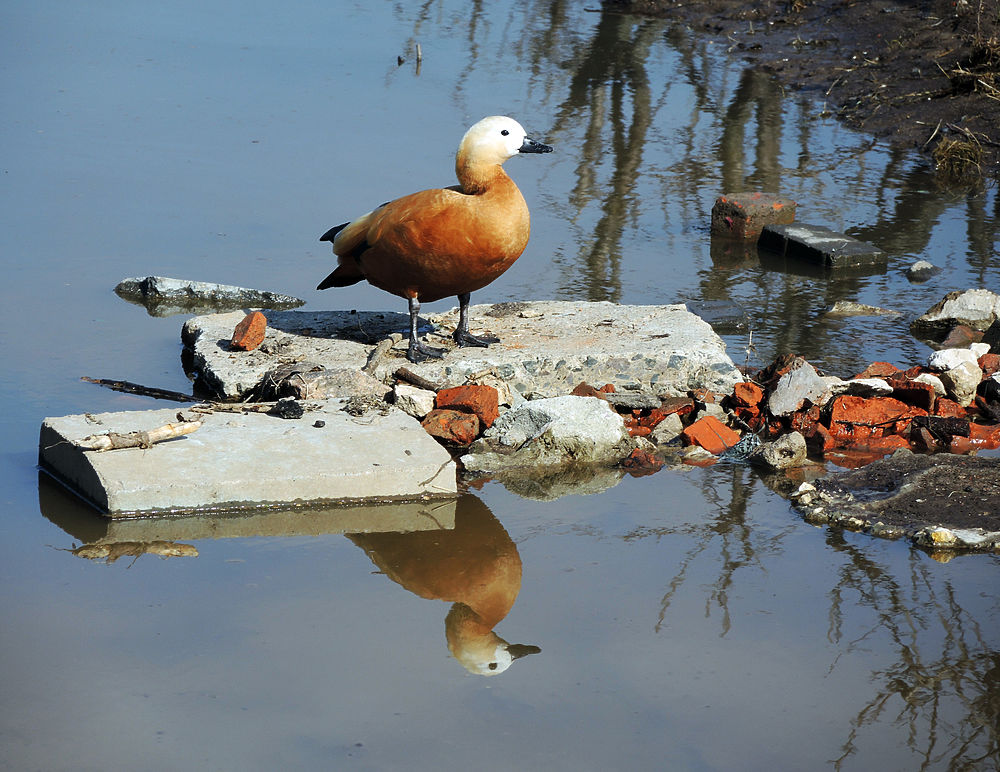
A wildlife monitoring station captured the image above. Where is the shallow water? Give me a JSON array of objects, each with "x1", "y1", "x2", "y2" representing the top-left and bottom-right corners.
[{"x1": 2, "y1": 2, "x2": 999, "y2": 769}]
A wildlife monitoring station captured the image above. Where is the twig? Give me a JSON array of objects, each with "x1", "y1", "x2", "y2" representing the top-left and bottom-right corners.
[
  {"x1": 394, "y1": 367, "x2": 442, "y2": 392},
  {"x1": 73, "y1": 420, "x2": 202, "y2": 451},
  {"x1": 363, "y1": 333, "x2": 404, "y2": 374},
  {"x1": 81, "y1": 376, "x2": 199, "y2": 402}
]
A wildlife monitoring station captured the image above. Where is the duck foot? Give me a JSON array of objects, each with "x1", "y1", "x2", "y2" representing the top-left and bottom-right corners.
[
  {"x1": 453, "y1": 329, "x2": 500, "y2": 348},
  {"x1": 407, "y1": 339, "x2": 446, "y2": 363}
]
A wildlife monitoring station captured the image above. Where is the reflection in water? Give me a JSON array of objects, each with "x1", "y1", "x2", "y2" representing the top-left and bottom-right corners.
[{"x1": 348, "y1": 494, "x2": 540, "y2": 676}]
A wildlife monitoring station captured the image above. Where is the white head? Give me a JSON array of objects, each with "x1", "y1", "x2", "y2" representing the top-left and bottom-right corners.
[{"x1": 457, "y1": 116, "x2": 552, "y2": 167}]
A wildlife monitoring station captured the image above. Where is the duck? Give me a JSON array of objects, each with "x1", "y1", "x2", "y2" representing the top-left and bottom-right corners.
[{"x1": 317, "y1": 115, "x2": 552, "y2": 363}]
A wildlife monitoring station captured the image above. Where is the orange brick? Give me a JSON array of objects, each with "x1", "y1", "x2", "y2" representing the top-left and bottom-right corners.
[
  {"x1": 620, "y1": 448, "x2": 663, "y2": 476},
  {"x1": 682, "y1": 415, "x2": 740, "y2": 455},
  {"x1": 421, "y1": 409, "x2": 480, "y2": 446},
  {"x1": 230, "y1": 311, "x2": 267, "y2": 351},
  {"x1": 828, "y1": 395, "x2": 927, "y2": 440},
  {"x1": 435, "y1": 385, "x2": 500, "y2": 428},
  {"x1": 732, "y1": 381, "x2": 764, "y2": 408},
  {"x1": 854, "y1": 361, "x2": 900, "y2": 379}
]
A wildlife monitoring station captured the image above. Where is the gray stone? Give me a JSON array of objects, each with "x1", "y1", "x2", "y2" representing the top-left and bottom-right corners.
[
  {"x1": 767, "y1": 358, "x2": 841, "y2": 416},
  {"x1": 39, "y1": 402, "x2": 457, "y2": 516},
  {"x1": 906, "y1": 260, "x2": 940, "y2": 282},
  {"x1": 912, "y1": 372, "x2": 947, "y2": 396},
  {"x1": 757, "y1": 431, "x2": 808, "y2": 470},
  {"x1": 392, "y1": 384, "x2": 436, "y2": 419},
  {"x1": 939, "y1": 361, "x2": 982, "y2": 407},
  {"x1": 183, "y1": 301, "x2": 743, "y2": 402},
  {"x1": 829, "y1": 377, "x2": 894, "y2": 397},
  {"x1": 116, "y1": 276, "x2": 304, "y2": 317},
  {"x1": 912, "y1": 288, "x2": 1000, "y2": 337},
  {"x1": 460, "y1": 395, "x2": 637, "y2": 473},
  {"x1": 927, "y1": 347, "x2": 979, "y2": 371},
  {"x1": 758, "y1": 223, "x2": 887, "y2": 269},
  {"x1": 649, "y1": 412, "x2": 685, "y2": 445},
  {"x1": 823, "y1": 300, "x2": 901, "y2": 318}
]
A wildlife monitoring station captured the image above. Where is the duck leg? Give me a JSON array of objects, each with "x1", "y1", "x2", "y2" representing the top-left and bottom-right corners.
[
  {"x1": 407, "y1": 296, "x2": 446, "y2": 363},
  {"x1": 453, "y1": 292, "x2": 501, "y2": 348}
]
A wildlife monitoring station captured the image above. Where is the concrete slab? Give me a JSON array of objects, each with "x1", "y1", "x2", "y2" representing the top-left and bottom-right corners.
[
  {"x1": 758, "y1": 223, "x2": 887, "y2": 269},
  {"x1": 39, "y1": 402, "x2": 457, "y2": 517},
  {"x1": 182, "y1": 301, "x2": 743, "y2": 401}
]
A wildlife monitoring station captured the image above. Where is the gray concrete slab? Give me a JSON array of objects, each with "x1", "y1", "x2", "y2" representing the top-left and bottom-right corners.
[
  {"x1": 758, "y1": 223, "x2": 886, "y2": 269},
  {"x1": 182, "y1": 301, "x2": 743, "y2": 401},
  {"x1": 39, "y1": 402, "x2": 457, "y2": 517}
]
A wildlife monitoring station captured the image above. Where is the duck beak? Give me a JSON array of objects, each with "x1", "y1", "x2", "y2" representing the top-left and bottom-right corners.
[
  {"x1": 506, "y1": 643, "x2": 542, "y2": 659},
  {"x1": 519, "y1": 137, "x2": 553, "y2": 154}
]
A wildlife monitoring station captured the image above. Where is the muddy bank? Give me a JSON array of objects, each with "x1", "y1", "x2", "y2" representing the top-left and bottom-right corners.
[{"x1": 609, "y1": 0, "x2": 1000, "y2": 178}]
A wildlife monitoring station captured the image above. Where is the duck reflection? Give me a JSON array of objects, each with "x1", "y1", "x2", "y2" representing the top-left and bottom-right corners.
[{"x1": 347, "y1": 494, "x2": 539, "y2": 676}]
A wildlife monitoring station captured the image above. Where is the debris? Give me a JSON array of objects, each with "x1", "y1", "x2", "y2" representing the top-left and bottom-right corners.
[
  {"x1": 422, "y1": 409, "x2": 480, "y2": 446},
  {"x1": 435, "y1": 385, "x2": 500, "y2": 429},
  {"x1": 710, "y1": 192, "x2": 797, "y2": 240},
  {"x1": 73, "y1": 420, "x2": 202, "y2": 451},
  {"x1": 231, "y1": 310, "x2": 267, "y2": 351},
  {"x1": 906, "y1": 260, "x2": 940, "y2": 282},
  {"x1": 758, "y1": 223, "x2": 887, "y2": 269},
  {"x1": 911, "y1": 288, "x2": 1000, "y2": 339},
  {"x1": 115, "y1": 276, "x2": 303, "y2": 317}
]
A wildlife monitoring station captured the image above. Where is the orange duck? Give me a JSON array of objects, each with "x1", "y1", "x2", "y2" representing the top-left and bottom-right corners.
[{"x1": 317, "y1": 115, "x2": 552, "y2": 363}]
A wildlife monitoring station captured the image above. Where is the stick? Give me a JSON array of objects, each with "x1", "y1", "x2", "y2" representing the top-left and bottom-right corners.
[
  {"x1": 394, "y1": 367, "x2": 442, "y2": 392},
  {"x1": 74, "y1": 420, "x2": 202, "y2": 451},
  {"x1": 363, "y1": 333, "x2": 404, "y2": 374},
  {"x1": 81, "y1": 376, "x2": 199, "y2": 403}
]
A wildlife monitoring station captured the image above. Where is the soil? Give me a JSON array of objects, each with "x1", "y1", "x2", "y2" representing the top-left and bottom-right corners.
[{"x1": 607, "y1": 0, "x2": 1000, "y2": 182}]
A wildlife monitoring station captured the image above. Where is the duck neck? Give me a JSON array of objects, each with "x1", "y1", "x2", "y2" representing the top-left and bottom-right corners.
[{"x1": 455, "y1": 160, "x2": 508, "y2": 195}]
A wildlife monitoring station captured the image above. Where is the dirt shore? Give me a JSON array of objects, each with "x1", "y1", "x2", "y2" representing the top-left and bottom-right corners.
[{"x1": 609, "y1": 0, "x2": 1000, "y2": 181}]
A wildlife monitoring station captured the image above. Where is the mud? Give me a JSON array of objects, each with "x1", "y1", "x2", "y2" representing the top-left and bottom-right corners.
[{"x1": 609, "y1": 0, "x2": 1000, "y2": 179}]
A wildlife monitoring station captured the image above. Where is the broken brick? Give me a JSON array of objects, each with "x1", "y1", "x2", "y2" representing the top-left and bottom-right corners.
[
  {"x1": 731, "y1": 381, "x2": 764, "y2": 408},
  {"x1": 619, "y1": 448, "x2": 664, "y2": 476},
  {"x1": 968, "y1": 422, "x2": 1000, "y2": 448},
  {"x1": 940, "y1": 323, "x2": 982, "y2": 348},
  {"x1": 421, "y1": 409, "x2": 480, "y2": 446},
  {"x1": 230, "y1": 310, "x2": 267, "y2": 351},
  {"x1": 435, "y1": 385, "x2": 500, "y2": 428},
  {"x1": 979, "y1": 353, "x2": 1000, "y2": 376},
  {"x1": 710, "y1": 192, "x2": 797, "y2": 240},
  {"x1": 854, "y1": 361, "x2": 899, "y2": 380},
  {"x1": 682, "y1": 415, "x2": 740, "y2": 455},
  {"x1": 570, "y1": 382, "x2": 608, "y2": 400},
  {"x1": 934, "y1": 398, "x2": 967, "y2": 418},
  {"x1": 659, "y1": 397, "x2": 696, "y2": 418},
  {"x1": 888, "y1": 378, "x2": 937, "y2": 412},
  {"x1": 828, "y1": 395, "x2": 927, "y2": 440}
]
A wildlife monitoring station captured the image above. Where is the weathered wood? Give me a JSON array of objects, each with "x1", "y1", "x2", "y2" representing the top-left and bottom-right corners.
[
  {"x1": 81, "y1": 376, "x2": 198, "y2": 402},
  {"x1": 394, "y1": 366, "x2": 442, "y2": 392},
  {"x1": 74, "y1": 420, "x2": 202, "y2": 451}
]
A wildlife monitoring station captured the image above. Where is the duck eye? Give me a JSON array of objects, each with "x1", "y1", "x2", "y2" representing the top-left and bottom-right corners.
[{"x1": 500, "y1": 129, "x2": 509, "y2": 136}]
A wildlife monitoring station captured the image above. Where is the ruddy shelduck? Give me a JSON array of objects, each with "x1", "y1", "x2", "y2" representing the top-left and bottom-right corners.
[{"x1": 317, "y1": 115, "x2": 552, "y2": 363}]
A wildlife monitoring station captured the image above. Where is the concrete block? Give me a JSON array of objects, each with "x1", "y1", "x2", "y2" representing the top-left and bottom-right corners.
[
  {"x1": 711, "y1": 192, "x2": 797, "y2": 239},
  {"x1": 758, "y1": 223, "x2": 887, "y2": 269},
  {"x1": 183, "y1": 302, "x2": 743, "y2": 402},
  {"x1": 39, "y1": 402, "x2": 457, "y2": 517}
]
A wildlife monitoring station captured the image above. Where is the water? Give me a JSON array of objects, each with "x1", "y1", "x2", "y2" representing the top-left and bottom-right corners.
[{"x1": 2, "y1": 2, "x2": 999, "y2": 769}]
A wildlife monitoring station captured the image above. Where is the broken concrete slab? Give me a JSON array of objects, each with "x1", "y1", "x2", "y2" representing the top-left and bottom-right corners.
[
  {"x1": 790, "y1": 449, "x2": 1000, "y2": 551},
  {"x1": 758, "y1": 223, "x2": 887, "y2": 269},
  {"x1": 116, "y1": 276, "x2": 304, "y2": 317},
  {"x1": 182, "y1": 301, "x2": 743, "y2": 402},
  {"x1": 39, "y1": 402, "x2": 457, "y2": 517},
  {"x1": 460, "y1": 395, "x2": 639, "y2": 473},
  {"x1": 911, "y1": 288, "x2": 1000, "y2": 339}
]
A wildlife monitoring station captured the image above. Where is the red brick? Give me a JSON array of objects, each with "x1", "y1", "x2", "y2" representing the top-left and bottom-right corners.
[
  {"x1": 888, "y1": 378, "x2": 937, "y2": 412},
  {"x1": 230, "y1": 311, "x2": 267, "y2": 351},
  {"x1": 435, "y1": 385, "x2": 499, "y2": 428},
  {"x1": 731, "y1": 381, "x2": 764, "y2": 408},
  {"x1": 934, "y1": 398, "x2": 967, "y2": 418},
  {"x1": 570, "y1": 382, "x2": 607, "y2": 400},
  {"x1": 979, "y1": 353, "x2": 1000, "y2": 376},
  {"x1": 710, "y1": 192, "x2": 797, "y2": 240},
  {"x1": 421, "y1": 409, "x2": 480, "y2": 446},
  {"x1": 682, "y1": 415, "x2": 740, "y2": 455},
  {"x1": 854, "y1": 361, "x2": 900, "y2": 379},
  {"x1": 968, "y1": 423, "x2": 1000, "y2": 448},
  {"x1": 806, "y1": 422, "x2": 836, "y2": 453},
  {"x1": 620, "y1": 448, "x2": 664, "y2": 476},
  {"x1": 660, "y1": 397, "x2": 697, "y2": 417},
  {"x1": 941, "y1": 324, "x2": 982, "y2": 348},
  {"x1": 828, "y1": 395, "x2": 927, "y2": 441}
]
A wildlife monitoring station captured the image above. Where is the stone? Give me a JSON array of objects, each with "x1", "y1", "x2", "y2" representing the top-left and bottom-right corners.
[
  {"x1": 939, "y1": 362, "x2": 983, "y2": 406},
  {"x1": 982, "y1": 319, "x2": 1000, "y2": 353},
  {"x1": 183, "y1": 301, "x2": 743, "y2": 402},
  {"x1": 392, "y1": 383, "x2": 436, "y2": 419},
  {"x1": 115, "y1": 276, "x2": 304, "y2": 317},
  {"x1": 757, "y1": 223, "x2": 887, "y2": 269},
  {"x1": 258, "y1": 364, "x2": 390, "y2": 401},
  {"x1": 971, "y1": 342, "x2": 991, "y2": 359},
  {"x1": 854, "y1": 361, "x2": 899, "y2": 379},
  {"x1": 682, "y1": 415, "x2": 740, "y2": 455},
  {"x1": 905, "y1": 260, "x2": 940, "y2": 282},
  {"x1": 710, "y1": 192, "x2": 797, "y2": 240},
  {"x1": 230, "y1": 311, "x2": 267, "y2": 351},
  {"x1": 460, "y1": 396, "x2": 637, "y2": 473},
  {"x1": 421, "y1": 409, "x2": 480, "y2": 446},
  {"x1": 767, "y1": 358, "x2": 841, "y2": 416},
  {"x1": 940, "y1": 324, "x2": 982, "y2": 348},
  {"x1": 757, "y1": 431, "x2": 808, "y2": 470},
  {"x1": 912, "y1": 372, "x2": 946, "y2": 395},
  {"x1": 928, "y1": 347, "x2": 980, "y2": 372},
  {"x1": 649, "y1": 412, "x2": 684, "y2": 445},
  {"x1": 829, "y1": 378, "x2": 894, "y2": 397},
  {"x1": 912, "y1": 288, "x2": 1000, "y2": 338},
  {"x1": 823, "y1": 301, "x2": 901, "y2": 318},
  {"x1": 435, "y1": 385, "x2": 500, "y2": 429},
  {"x1": 619, "y1": 447, "x2": 664, "y2": 475},
  {"x1": 39, "y1": 403, "x2": 457, "y2": 515}
]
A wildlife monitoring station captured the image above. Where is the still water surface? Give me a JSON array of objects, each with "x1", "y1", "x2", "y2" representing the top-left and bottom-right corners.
[{"x1": 2, "y1": 1, "x2": 999, "y2": 769}]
